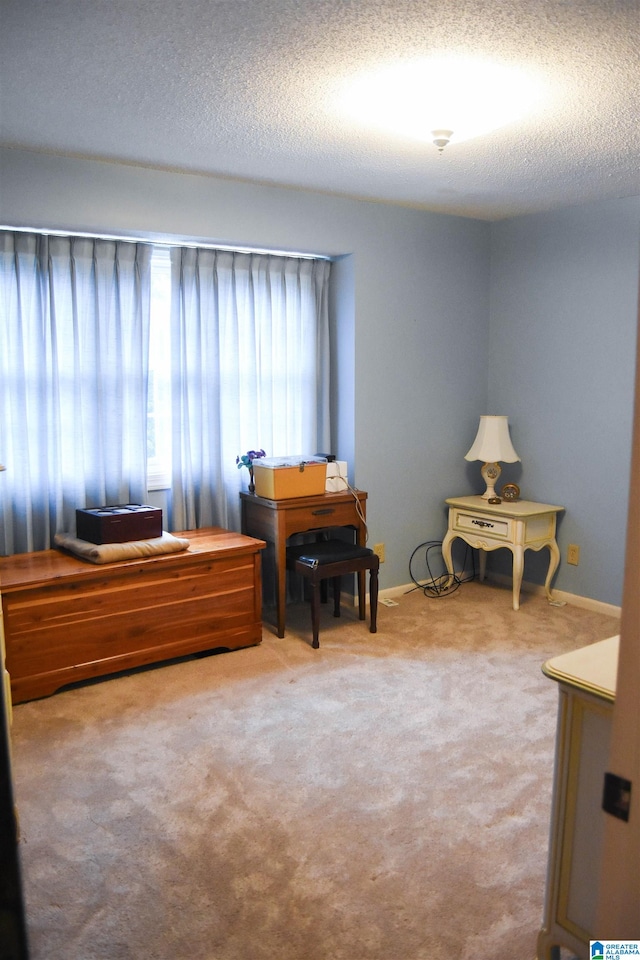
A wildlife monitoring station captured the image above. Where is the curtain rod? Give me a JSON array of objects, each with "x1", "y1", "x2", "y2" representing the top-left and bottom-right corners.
[{"x1": 0, "y1": 225, "x2": 331, "y2": 262}]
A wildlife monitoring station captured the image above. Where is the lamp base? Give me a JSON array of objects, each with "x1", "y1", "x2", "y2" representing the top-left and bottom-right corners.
[{"x1": 480, "y1": 462, "x2": 502, "y2": 499}]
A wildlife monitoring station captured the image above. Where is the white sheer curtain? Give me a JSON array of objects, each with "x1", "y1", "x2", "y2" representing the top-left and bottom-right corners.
[
  {"x1": 168, "y1": 248, "x2": 331, "y2": 532},
  {"x1": 0, "y1": 231, "x2": 151, "y2": 554}
]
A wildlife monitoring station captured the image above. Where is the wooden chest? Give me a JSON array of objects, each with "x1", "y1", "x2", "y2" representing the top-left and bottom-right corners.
[{"x1": 0, "y1": 527, "x2": 265, "y2": 703}]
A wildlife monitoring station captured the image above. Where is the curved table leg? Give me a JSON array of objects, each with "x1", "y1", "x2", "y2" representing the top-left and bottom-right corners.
[
  {"x1": 511, "y1": 544, "x2": 524, "y2": 611},
  {"x1": 544, "y1": 539, "x2": 561, "y2": 603},
  {"x1": 441, "y1": 530, "x2": 456, "y2": 589}
]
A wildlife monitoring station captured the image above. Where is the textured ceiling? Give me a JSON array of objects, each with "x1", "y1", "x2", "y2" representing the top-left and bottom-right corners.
[{"x1": 1, "y1": 0, "x2": 639, "y2": 220}]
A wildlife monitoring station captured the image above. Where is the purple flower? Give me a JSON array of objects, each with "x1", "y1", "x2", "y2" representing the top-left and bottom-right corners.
[{"x1": 236, "y1": 449, "x2": 266, "y2": 470}]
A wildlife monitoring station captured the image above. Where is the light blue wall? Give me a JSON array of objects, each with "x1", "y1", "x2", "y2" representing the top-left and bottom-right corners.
[
  {"x1": 0, "y1": 148, "x2": 490, "y2": 592},
  {"x1": 487, "y1": 198, "x2": 640, "y2": 606},
  {"x1": 3, "y1": 148, "x2": 637, "y2": 605}
]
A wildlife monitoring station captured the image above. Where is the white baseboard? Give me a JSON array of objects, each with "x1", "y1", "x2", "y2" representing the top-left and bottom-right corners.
[
  {"x1": 345, "y1": 581, "x2": 418, "y2": 606},
  {"x1": 486, "y1": 572, "x2": 622, "y2": 618},
  {"x1": 377, "y1": 571, "x2": 470, "y2": 602},
  {"x1": 371, "y1": 575, "x2": 622, "y2": 619},
  {"x1": 379, "y1": 582, "x2": 417, "y2": 601}
]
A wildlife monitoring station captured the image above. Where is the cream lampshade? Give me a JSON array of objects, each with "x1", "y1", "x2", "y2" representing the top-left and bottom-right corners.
[{"x1": 464, "y1": 416, "x2": 520, "y2": 499}]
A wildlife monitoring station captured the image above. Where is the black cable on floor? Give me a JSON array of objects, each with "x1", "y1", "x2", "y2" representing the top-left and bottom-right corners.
[{"x1": 406, "y1": 540, "x2": 477, "y2": 598}]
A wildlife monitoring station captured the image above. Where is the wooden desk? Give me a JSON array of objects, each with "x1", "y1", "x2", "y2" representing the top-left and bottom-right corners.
[
  {"x1": 442, "y1": 495, "x2": 564, "y2": 610},
  {"x1": 240, "y1": 489, "x2": 367, "y2": 637}
]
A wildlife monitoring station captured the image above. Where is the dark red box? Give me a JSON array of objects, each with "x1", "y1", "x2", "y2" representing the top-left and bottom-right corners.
[{"x1": 76, "y1": 504, "x2": 163, "y2": 544}]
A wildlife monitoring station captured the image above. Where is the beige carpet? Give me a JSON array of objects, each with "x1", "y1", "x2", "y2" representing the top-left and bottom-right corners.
[{"x1": 10, "y1": 580, "x2": 619, "y2": 960}]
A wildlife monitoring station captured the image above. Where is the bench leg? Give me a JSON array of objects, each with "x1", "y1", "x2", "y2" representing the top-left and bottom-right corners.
[
  {"x1": 369, "y1": 567, "x2": 378, "y2": 634},
  {"x1": 310, "y1": 582, "x2": 321, "y2": 649},
  {"x1": 357, "y1": 571, "x2": 366, "y2": 620}
]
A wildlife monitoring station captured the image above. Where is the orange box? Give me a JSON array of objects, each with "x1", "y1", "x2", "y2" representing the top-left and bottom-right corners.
[{"x1": 253, "y1": 457, "x2": 327, "y2": 500}]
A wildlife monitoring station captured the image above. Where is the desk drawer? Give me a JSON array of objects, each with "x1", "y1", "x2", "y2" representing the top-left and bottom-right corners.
[
  {"x1": 284, "y1": 500, "x2": 363, "y2": 536},
  {"x1": 452, "y1": 509, "x2": 511, "y2": 541}
]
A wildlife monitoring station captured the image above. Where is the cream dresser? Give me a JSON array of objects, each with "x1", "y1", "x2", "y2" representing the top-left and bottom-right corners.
[{"x1": 537, "y1": 636, "x2": 618, "y2": 960}]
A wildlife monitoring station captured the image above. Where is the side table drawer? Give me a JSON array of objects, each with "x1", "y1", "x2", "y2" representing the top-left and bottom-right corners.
[{"x1": 452, "y1": 509, "x2": 512, "y2": 541}]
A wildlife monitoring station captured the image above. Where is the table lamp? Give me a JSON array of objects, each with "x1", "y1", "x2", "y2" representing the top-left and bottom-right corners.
[{"x1": 464, "y1": 415, "x2": 520, "y2": 499}]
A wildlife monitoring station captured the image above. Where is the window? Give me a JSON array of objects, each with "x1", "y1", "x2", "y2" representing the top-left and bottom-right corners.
[
  {"x1": 166, "y1": 245, "x2": 332, "y2": 532},
  {"x1": 0, "y1": 229, "x2": 331, "y2": 551}
]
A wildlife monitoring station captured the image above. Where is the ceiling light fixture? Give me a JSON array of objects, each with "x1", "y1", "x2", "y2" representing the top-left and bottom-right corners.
[
  {"x1": 431, "y1": 129, "x2": 454, "y2": 153},
  {"x1": 339, "y1": 57, "x2": 544, "y2": 151}
]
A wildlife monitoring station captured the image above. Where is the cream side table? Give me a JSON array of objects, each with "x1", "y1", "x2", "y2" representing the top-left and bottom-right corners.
[{"x1": 442, "y1": 495, "x2": 564, "y2": 610}]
